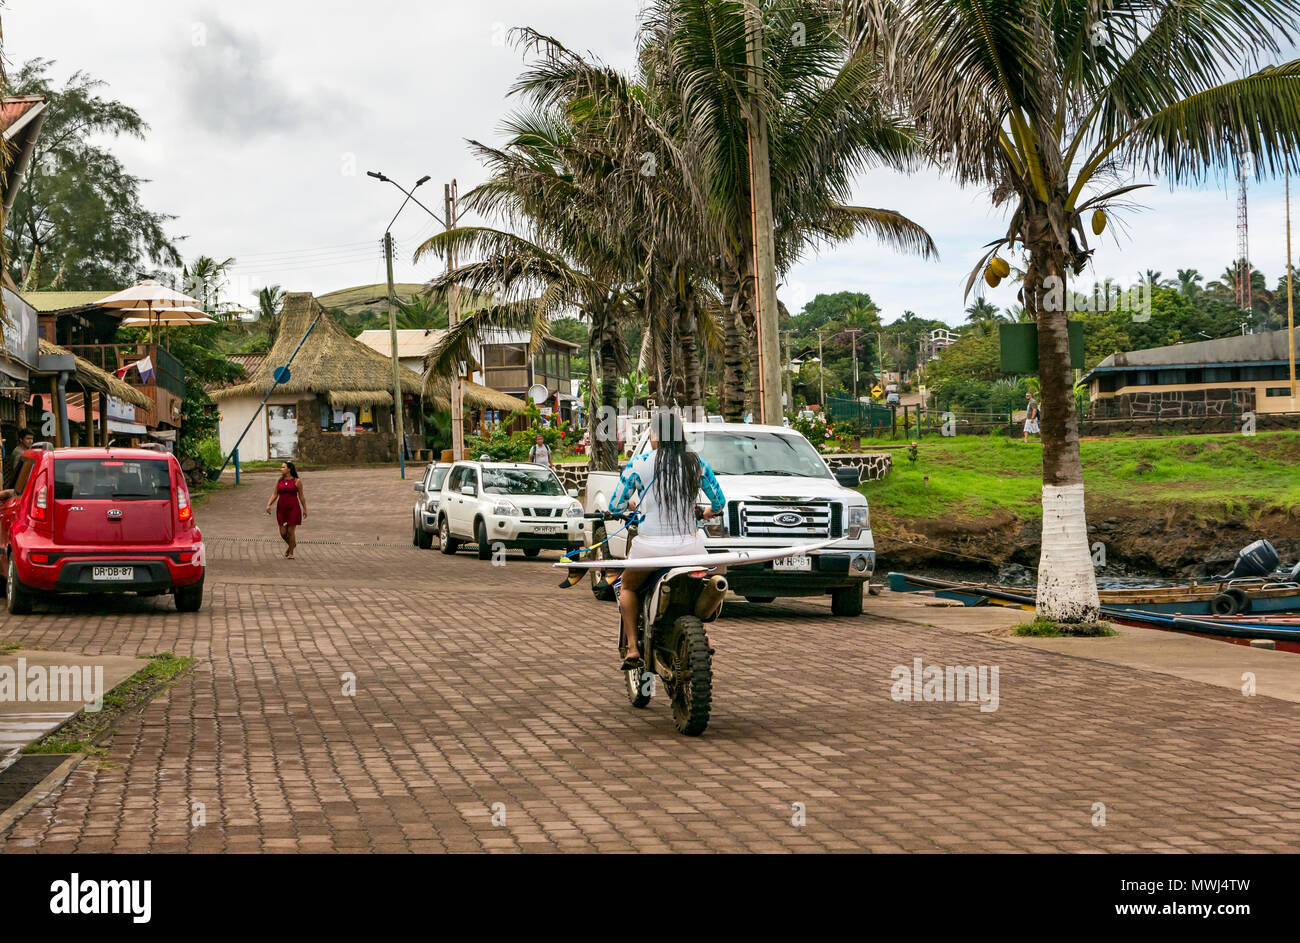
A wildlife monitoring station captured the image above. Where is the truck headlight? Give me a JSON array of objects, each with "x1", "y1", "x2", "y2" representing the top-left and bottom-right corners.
[
  {"x1": 565, "y1": 503, "x2": 583, "y2": 518},
  {"x1": 426, "y1": 498, "x2": 439, "y2": 512},
  {"x1": 492, "y1": 500, "x2": 519, "y2": 516},
  {"x1": 704, "y1": 514, "x2": 729, "y2": 537},
  {"x1": 848, "y1": 505, "x2": 869, "y2": 539}
]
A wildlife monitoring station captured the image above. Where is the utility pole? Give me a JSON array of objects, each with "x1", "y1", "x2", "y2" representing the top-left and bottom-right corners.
[
  {"x1": 383, "y1": 232, "x2": 406, "y2": 479},
  {"x1": 781, "y1": 331, "x2": 793, "y2": 413},
  {"x1": 816, "y1": 330, "x2": 825, "y2": 407},
  {"x1": 1288, "y1": 165, "x2": 1297, "y2": 398},
  {"x1": 745, "y1": 1, "x2": 781, "y2": 425},
  {"x1": 850, "y1": 329, "x2": 860, "y2": 400},
  {"x1": 446, "y1": 181, "x2": 465, "y2": 461},
  {"x1": 369, "y1": 170, "x2": 436, "y2": 479}
]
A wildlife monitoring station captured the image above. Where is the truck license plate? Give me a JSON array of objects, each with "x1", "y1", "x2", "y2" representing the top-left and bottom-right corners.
[
  {"x1": 92, "y1": 566, "x2": 134, "y2": 581},
  {"x1": 773, "y1": 554, "x2": 811, "y2": 572}
]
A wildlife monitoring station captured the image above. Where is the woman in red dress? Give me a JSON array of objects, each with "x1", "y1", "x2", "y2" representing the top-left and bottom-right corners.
[{"x1": 265, "y1": 461, "x2": 306, "y2": 559}]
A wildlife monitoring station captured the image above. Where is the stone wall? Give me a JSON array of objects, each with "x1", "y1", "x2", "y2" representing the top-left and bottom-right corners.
[
  {"x1": 295, "y1": 397, "x2": 397, "y2": 465},
  {"x1": 1115, "y1": 387, "x2": 1253, "y2": 419},
  {"x1": 553, "y1": 451, "x2": 892, "y2": 496}
]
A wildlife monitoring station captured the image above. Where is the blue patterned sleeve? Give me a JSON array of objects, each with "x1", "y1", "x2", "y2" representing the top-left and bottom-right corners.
[
  {"x1": 699, "y1": 457, "x2": 726, "y2": 512},
  {"x1": 607, "y1": 457, "x2": 641, "y2": 513}
]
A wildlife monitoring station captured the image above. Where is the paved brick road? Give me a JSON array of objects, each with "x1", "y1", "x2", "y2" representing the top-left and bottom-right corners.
[{"x1": 2, "y1": 466, "x2": 1298, "y2": 853}]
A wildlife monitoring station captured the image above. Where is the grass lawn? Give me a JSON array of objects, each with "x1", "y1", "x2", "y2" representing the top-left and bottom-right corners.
[{"x1": 861, "y1": 430, "x2": 1300, "y2": 521}]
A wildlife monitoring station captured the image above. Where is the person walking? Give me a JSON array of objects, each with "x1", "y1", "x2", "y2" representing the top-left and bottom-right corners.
[
  {"x1": 265, "y1": 461, "x2": 306, "y2": 559},
  {"x1": 1023, "y1": 392, "x2": 1040, "y2": 443},
  {"x1": 528, "y1": 433, "x2": 553, "y2": 468}
]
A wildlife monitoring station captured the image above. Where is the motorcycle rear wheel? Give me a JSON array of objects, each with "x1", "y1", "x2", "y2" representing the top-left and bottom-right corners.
[{"x1": 669, "y1": 615, "x2": 712, "y2": 736}]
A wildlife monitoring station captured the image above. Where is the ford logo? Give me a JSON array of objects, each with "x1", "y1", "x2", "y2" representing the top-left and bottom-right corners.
[{"x1": 774, "y1": 512, "x2": 804, "y2": 527}]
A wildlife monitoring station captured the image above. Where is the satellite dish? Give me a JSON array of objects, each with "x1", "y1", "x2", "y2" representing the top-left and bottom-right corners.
[{"x1": 527, "y1": 383, "x2": 549, "y2": 405}]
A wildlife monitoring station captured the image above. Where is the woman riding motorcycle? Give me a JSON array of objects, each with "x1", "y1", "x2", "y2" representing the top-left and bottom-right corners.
[{"x1": 608, "y1": 408, "x2": 726, "y2": 670}]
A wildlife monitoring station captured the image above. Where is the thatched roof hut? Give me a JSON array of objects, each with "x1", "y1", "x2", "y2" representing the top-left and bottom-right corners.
[{"x1": 211, "y1": 293, "x2": 523, "y2": 412}]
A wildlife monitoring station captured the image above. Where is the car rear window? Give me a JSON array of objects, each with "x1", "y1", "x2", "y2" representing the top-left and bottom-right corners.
[{"x1": 53, "y1": 459, "x2": 172, "y2": 500}]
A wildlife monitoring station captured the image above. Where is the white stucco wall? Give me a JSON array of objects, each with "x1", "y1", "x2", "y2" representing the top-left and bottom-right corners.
[{"x1": 217, "y1": 393, "x2": 300, "y2": 463}]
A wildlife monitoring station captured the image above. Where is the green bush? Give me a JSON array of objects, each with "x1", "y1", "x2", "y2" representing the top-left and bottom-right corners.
[{"x1": 193, "y1": 436, "x2": 223, "y2": 470}]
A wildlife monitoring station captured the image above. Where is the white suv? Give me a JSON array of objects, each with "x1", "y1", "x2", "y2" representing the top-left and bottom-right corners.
[{"x1": 437, "y1": 460, "x2": 588, "y2": 559}]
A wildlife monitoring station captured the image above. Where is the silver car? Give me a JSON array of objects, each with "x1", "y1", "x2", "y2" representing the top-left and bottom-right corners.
[{"x1": 411, "y1": 462, "x2": 452, "y2": 549}]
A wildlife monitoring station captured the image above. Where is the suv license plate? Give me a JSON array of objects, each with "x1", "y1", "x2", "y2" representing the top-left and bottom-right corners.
[
  {"x1": 92, "y1": 566, "x2": 134, "y2": 581},
  {"x1": 773, "y1": 554, "x2": 811, "y2": 572},
  {"x1": 533, "y1": 525, "x2": 559, "y2": 534}
]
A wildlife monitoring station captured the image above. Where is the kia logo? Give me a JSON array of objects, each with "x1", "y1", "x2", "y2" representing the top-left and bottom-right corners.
[
  {"x1": 774, "y1": 512, "x2": 804, "y2": 527},
  {"x1": 107, "y1": 509, "x2": 123, "y2": 519}
]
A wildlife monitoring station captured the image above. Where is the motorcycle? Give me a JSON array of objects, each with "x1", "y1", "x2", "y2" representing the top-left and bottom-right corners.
[{"x1": 585, "y1": 510, "x2": 726, "y2": 736}]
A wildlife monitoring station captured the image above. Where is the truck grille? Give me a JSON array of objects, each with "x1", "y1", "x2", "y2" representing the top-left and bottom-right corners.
[
  {"x1": 733, "y1": 501, "x2": 839, "y2": 538},
  {"x1": 521, "y1": 507, "x2": 557, "y2": 517}
]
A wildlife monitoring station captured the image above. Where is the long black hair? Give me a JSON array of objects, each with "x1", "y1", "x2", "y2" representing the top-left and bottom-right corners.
[
  {"x1": 651, "y1": 408, "x2": 700, "y2": 532},
  {"x1": 284, "y1": 461, "x2": 299, "y2": 479}
]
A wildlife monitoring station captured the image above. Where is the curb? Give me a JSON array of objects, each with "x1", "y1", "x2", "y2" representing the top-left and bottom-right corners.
[{"x1": 0, "y1": 753, "x2": 85, "y2": 838}]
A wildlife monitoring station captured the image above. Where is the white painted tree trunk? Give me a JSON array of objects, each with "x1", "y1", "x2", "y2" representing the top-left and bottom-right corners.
[{"x1": 1036, "y1": 483, "x2": 1100, "y2": 622}]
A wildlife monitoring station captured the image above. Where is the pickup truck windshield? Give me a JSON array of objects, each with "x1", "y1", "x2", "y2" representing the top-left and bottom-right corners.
[
  {"x1": 692, "y1": 431, "x2": 831, "y2": 478},
  {"x1": 482, "y1": 467, "x2": 565, "y2": 496}
]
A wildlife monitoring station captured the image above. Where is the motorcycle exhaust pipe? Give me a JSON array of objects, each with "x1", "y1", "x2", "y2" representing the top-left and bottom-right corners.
[{"x1": 694, "y1": 575, "x2": 728, "y2": 621}]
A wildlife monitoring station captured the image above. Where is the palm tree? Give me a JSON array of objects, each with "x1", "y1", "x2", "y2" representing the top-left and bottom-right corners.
[
  {"x1": 393, "y1": 291, "x2": 448, "y2": 330},
  {"x1": 523, "y1": 2, "x2": 935, "y2": 420},
  {"x1": 1176, "y1": 268, "x2": 1204, "y2": 300},
  {"x1": 415, "y1": 108, "x2": 638, "y2": 471},
  {"x1": 255, "y1": 285, "x2": 285, "y2": 337},
  {"x1": 860, "y1": 0, "x2": 1300, "y2": 624},
  {"x1": 184, "y1": 255, "x2": 236, "y2": 315},
  {"x1": 964, "y1": 297, "x2": 999, "y2": 324}
]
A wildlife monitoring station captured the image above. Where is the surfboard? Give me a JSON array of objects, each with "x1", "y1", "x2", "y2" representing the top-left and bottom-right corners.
[{"x1": 554, "y1": 537, "x2": 846, "y2": 571}]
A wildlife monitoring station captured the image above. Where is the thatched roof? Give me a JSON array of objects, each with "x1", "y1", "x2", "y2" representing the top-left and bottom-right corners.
[
  {"x1": 38, "y1": 339, "x2": 152, "y2": 409},
  {"x1": 211, "y1": 293, "x2": 526, "y2": 413}
]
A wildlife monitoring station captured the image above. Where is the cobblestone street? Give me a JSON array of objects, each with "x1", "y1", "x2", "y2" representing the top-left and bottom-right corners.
[{"x1": 1, "y1": 467, "x2": 1298, "y2": 853}]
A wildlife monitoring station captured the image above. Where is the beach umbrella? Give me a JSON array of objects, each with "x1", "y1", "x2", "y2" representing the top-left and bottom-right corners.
[{"x1": 97, "y1": 279, "x2": 202, "y2": 342}]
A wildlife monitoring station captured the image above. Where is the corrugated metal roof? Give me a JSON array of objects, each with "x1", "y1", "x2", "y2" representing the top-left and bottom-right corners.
[{"x1": 19, "y1": 290, "x2": 115, "y2": 312}]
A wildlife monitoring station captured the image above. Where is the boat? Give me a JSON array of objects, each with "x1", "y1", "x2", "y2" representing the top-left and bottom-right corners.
[
  {"x1": 886, "y1": 572, "x2": 1300, "y2": 653},
  {"x1": 886, "y1": 571, "x2": 1300, "y2": 617}
]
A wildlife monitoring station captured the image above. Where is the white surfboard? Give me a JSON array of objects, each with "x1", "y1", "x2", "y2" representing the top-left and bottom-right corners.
[{"x1": 554, "y1": 537, "x2": 846, "y2": 571}]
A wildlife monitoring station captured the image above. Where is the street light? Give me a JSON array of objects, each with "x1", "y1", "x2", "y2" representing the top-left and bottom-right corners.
[{"x1": 367, "y1": 171, "x2": 445, "y2": 479}]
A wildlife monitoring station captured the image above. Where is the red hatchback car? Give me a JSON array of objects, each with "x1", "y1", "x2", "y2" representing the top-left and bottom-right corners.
[{"x1": 0, "y1": 445, "x2": 205, "y2": 614}]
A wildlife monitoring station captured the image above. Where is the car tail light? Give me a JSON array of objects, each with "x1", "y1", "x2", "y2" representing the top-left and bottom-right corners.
[
  {"x1": 177, "y1": 485, "x2": 192, "y2": 523},
  {"x1": 30, "y1": 480, "x2": 48, "y2": 522},
  {"x1": 179, "y1": 550, "x2": 194, "y2": 563}
]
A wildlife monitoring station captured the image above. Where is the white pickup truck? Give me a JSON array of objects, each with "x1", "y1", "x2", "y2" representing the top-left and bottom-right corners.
[{"x1": 584, "y1": 421, "x2": 875, "y2": 615}]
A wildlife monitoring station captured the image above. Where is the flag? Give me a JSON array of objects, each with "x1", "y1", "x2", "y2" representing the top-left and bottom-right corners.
[
  {"x1": 114, "y1": 362, "x2": 134, "y2": 379},
  {"x1": 136, "y1": 356, "x2": 155, "y2": 383}
]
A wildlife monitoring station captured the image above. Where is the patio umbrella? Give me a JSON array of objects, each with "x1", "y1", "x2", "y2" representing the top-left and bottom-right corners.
[
  {"x1": 119, "y1": 306, "x2": 217, "y2": 326},
  {"x1": 97, "y1": 279, "x2": 202, "y2": 342}
]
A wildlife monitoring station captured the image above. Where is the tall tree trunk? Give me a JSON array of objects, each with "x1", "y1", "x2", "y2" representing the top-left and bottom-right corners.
[
  {"x1": 594, "y1": 312, "x2": 621, "y2": 472},
  {"x1": 720, "y1": 269, "x2": 748, "y2": 421},
  {"x1": 1029, "y1": 218, "x2": 1099, "y2": 623},
  {"x1": 680, "y1": 291, "x2": 702, "y2": 413}
]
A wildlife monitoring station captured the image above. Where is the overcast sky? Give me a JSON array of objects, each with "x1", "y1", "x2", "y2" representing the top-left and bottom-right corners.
[{"x1": 6, "y1": 0, "x2": 1297, "y2": 327}]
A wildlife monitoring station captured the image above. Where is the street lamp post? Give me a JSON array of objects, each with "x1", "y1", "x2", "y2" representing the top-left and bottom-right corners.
[{"x1": 367, "y1": 171, "x2": 438, "y2": 479}]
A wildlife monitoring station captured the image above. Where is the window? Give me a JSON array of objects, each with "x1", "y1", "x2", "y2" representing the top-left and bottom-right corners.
[
  {"x1": 53, "y1": 459, "x2": 171, "y2": 500},
  {"x1": 484, "y1": 345, "x2": 527, "y2": 367},
  {"x1": 693, "y1": 431, "x2": 833, "y2": 479},
  {"x1": 447, "y1": 466, "x2": 463, "y2": 491},
  {"x1": 1205, "y1": 367, "x2": 1235, "y2": 383},
  {"x1": 427, "y1": 465, "x2": 450, "y2": 490},
  {"x1": 462, "y1": 468, "x2": 478, "y2": 493},
  {"x1": 1266, "y1": 387, "x2": 1292, "y2": 397},
  {"x1": 482, "y1": 466, "x2": 564, "y2": 496},
  {"x1": 1156, "y1": 370, "x2": 1184, "y2": 385},
  {"x1": 14, "y1": 456, "x2": 36, "y2": 495}
]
